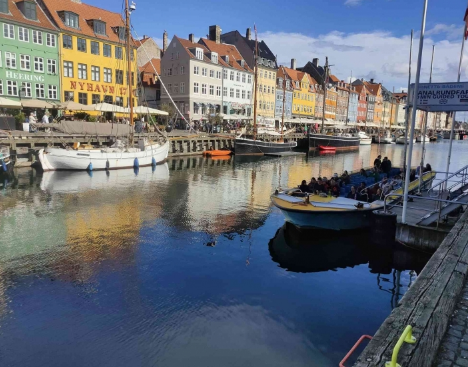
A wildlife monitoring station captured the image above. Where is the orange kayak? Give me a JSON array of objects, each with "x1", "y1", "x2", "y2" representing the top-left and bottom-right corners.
[{"x1": 203, "y1": 150, "x2": 232, "y2": 156}]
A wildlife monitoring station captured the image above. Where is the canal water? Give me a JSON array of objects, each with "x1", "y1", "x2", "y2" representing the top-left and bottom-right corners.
[{"x1": 0, "y1": 141, "x2": 467, "y2": 366}]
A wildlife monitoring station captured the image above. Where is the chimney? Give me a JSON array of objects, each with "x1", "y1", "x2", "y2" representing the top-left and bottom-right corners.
[
  {"x1": 189, "y1": 33, "x2": 195, "y2": 43},
  {"x1": 291, "y1": 58, "x2": 296, "y2": 70},
  {"x1": 370, "y1": 78, "x2": 374, "y2": 84},
  {"x1": 209, "y1": 25, "x2": 222, "y2": 44},
  {"x1": 246, "y1": 27, "x2": 251, "y2": 40},
  {"x1": 313, "y1": 58, "x2": 319, "y2": 67},
  {"x1": 163, "y1": 30, "x2": 168, "y2": 52}
]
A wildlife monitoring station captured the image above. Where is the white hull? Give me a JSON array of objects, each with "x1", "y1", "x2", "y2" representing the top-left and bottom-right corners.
[
  {"x1": 360, "y1": 138, "x2": 372, "y2": 145},
  {"x1": 39, "y1": 141, "x2": 170, "y2": 171},
  {"x1": 396, "y1": 137, "x2": 416, "y2": 145},
  {"x1": 416, "y1": 135, "x2": 430, "y2": 143}
]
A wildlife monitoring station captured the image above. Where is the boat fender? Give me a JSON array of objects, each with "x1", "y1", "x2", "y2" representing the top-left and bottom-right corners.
[
  {"x1": 87, "y1": 162, "x2": 93, "y2": 172},
  {"x1": 106, "y1": 160, "x2": 110, "y2": 170},
  {"x1": 1, "y1": 160, "x2": 6, "y2": 172},
  {"x1": 134, "y1": 158, "x2": 139, "y2": 168},
  {"x1": 152, "y1": 157, "x2": 156, "y2": 167},
  {"x1": 134, "y1": 167, "x2": 139, "y2": 176}
]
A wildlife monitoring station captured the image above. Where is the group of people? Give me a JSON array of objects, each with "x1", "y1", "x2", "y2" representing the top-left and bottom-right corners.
[
  {"x1": 373, "y1": 155, "x2": 393, "y2": 176},
  {"x1": 347, "y1": 175, "x2": 403, "y2": 202},
  {"x1": 299, "y1": 171, "x2": 352, "y2": 197}
]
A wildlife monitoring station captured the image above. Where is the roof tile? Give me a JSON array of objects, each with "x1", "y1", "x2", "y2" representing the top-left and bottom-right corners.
[{"x1": 0, "y1": 0, "x2": 57, "y2": 31}]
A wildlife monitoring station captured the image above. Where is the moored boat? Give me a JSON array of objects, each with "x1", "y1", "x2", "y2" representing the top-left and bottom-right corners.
[
  {"x1": 319, "y1": 145, "x2": 336, "y2": 151},
  {"x1": 234, "y1": 138, "x2": 297, "y2": 155},
  {"x1": 358, "y1": 131, "x2": 372, "y2": 145},
  {"x1": 308, "y1": 133, "x2": 360, "y2": 151},
  {"x1": 416, "y1": 135, "x2": 430, "y2": 143},
  {"x1": 396, "y1": 136, "x2": 416, "y2": 145},
  {"x1": 203, "y1": 149, "x2": 232, "y2": 156}
]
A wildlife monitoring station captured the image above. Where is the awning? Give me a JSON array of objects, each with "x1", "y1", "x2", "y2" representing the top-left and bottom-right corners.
[
  {"x1": 22, "y1": 99, "x2": 55, "y2": 109},
  {"x1": 132, "y1": 106, "x2": 168, "y2": 115},
  {"x1": 0, "y1": 97, "x2": 22, "y2": 109},
  {"x1": 90, "y1": 103, "x2": 127, "y2": 113},
  {"x1": 55, "y1": 101, "x2": 94, "y2": 111}
]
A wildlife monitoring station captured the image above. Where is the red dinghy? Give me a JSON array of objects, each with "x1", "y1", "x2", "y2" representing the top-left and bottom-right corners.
[{"x1": 318, "y1": 146, "x2": 336, "y2": 152}]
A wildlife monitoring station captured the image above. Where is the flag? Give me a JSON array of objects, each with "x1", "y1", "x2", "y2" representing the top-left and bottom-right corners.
[{"x1": 464, "y1": 8, "x2": 468, "y2": 39}]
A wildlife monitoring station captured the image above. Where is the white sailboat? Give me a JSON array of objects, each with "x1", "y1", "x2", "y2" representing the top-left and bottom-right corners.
[
  {"x1": 357, "y1": 131, "x2": 372, "y2": 145},
  {"x1": 38, "y1": 0, "x2": 170, "y2": 172}
]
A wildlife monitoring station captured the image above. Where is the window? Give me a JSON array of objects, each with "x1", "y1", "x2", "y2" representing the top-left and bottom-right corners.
[
  {"x1": 242, "y1": 90, "x2": 246, "y2": 99},
  {"x1": 209, "y1": 70, "x2": 214, "y2": 78},
  {"x1": 115, "y1": 96, "x2": 123, "y2": 106},
  {"x1": 236, "y1": 72, "x2": 240, "y2": 82},
  {"x1": 193, "y1": 82, "x2": 199, "y2": 93},
  {"x1": 92, "y1": 94, "x2": 100, "y2": 104},
  {"x1": 236, "y1": 89, "x2": 240, "y2": 98},
  {"x1": 223, "y1": 70, "x2": 227, "y2": 79},
  {"x1": 21, "y1": 1, "x2": 36, "y2": 19},
  {"x1": 173, "y1": 83, "x2": 178, "y2": 94},
  {"x1": 201, "y1": 84, "x2": 207, "y2": 95},
  {"x1": 47, "y1": 59, "x2": 56, "y2": 74},
  {"x1": 19, "y1": 82, "x2": 32, "y2": 98},
  {"x1": 63, "y1": 34, "x2": 72, "y2": 49},
  {"x1": 35, "y1": 83, "x2": 44, "y2": 98},
  {"x1": 216, "y1": 71, "x2": 221, "y2": 79},
  {"x1": 117, "y1": 27, "x2": 126, "y2": 41},
  {"x1": 63, "y1": 61, "x2": 73, "y2": 77},
  {"x1": 46, "y1": 33, "x2": 56, "y2": 47},
  {"x1": 180, "y1": 66, "x2": 185, "y2": 74},
  {"x1": 48, "y1": 85, "x2": 57, "y2": 99},
  {"x1": 202, "y1": 68, "x2": 207, "y2": 77},
  {"x1": 103, "y1": 44, "x2": 111, "y2": 57},
  {"x1": 18, "y1": 27, "x2": 29, "y2": 42},
  {"x1": 194, "y1": 102, "x2": 200, "y2": 115},
  {"x1": 64, "y1": 12, "x2": 79, "y2": 28},
  {"x1": 104, "y1": 68, "x2": 112, "y2": 82},
  {"x1": 20, "y1": 55, "x2": 30, "y2": 70},
  {"x1": 78, "y1": 92, "x2": 87, "y2": 105},
  {"x1": 77, "y1": 38, "x2": 86, "y2": 52},
  {"x1": 180, "y1": 82, "x2": 185, "y2": 93},
  {"x1": 209, "y1": 85, "x2": 214, "y2": 95},
  {"x1": 230, "y1": 71, "x2": 234, "y2": 81},
  {"x1": 93, "y1": 20, "x2": 106, "y2": 35},
  {"x1": 64, "y1": 91, "x2": 74, "y2": 101},
  {"x1": 115, "y1": 70, "x2": 123, "y2": 84},
  {"x1": 104, "y1": 95, "x2": 113, "y2": 104},
  {"x1": 91, "y1": 66, "x2": 100, "y2": 81},
  {"x1": 3, "y1": 23, "x2": 14, "y2": 39},
  {"x1": 78, "y1": 63, "x2": 87, "y2": 79},
  {"x1": 7, "y1": 80, "x2": 18, "y2": 96},
  {"x1": 248, "y1": 75, "x2": 252, "y2": 84},
  {"x1": 32, "y1": 30, "x2": 42, "y2": 44},
  {"x1": 195, "y1": 48, "x2": 203, "y2": 60},
  {"x1": 34, "y1": 57, "x2": 44, "y2": 72},
  {"x1": 5, "y1": 52, "x2": 16, "y2": 68},
  {"x1": 230, "y1": 88, "x2": 234, "y2": 98},
  {"x1": 115, "y1": 46, "x2": 122, "y2": 59},
  {"x1": 242, "y1": 74, "x2": 246, "y2": 83},
  {"x1": 216, "y1": 86, "x2": 221, "y2": 97},
  {"x1": 89, "y1": 41, "x2": 100, "y2": 55},
  {"x1": 0, "y1": 0, "x2": 8, "y2": 13},
  {"x1": 194, "y1": 66, "x2": 199, "y2": 75}
]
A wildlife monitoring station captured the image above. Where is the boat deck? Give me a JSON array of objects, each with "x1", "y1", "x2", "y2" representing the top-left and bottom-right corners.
[{"x1": 264, "y1": 151, "x2": 306, "y2": 157}]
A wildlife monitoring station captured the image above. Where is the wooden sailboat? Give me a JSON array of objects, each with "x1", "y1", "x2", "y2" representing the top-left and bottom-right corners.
[
  {"x1": 38, "y1": 0, "x2": 169, "y2": 171},
  {"x1": 234, "y1": 26, "x2": 297, "y2": 155}
]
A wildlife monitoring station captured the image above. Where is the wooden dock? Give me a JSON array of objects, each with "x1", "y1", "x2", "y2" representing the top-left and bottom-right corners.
[{"x1": 354, "y1": 209, "x2": 468, "y2": 367}]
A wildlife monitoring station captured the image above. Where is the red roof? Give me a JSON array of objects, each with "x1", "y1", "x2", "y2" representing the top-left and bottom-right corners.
[
  {"x1": 329, "y1": 74, "x2": 340, "y2": 83},
  {"x1": 139, "y1": 58, "x2": 161, "y2": 74},
  {"x1": 41, "y1": 0, "x2": 129, "y2": 44},
  {"x1": 199, "y1": 38, "x2": 253, "y2": 72},
  {"x1": 0, "y1": 0, "x2": 57, "y2": 31},
  {"x1": 135, "y1": 37, "x2": 151, "y2": 48}
]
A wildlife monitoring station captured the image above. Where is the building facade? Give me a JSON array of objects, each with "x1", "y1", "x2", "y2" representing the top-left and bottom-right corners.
[
  {"x1": 336, "y1": 82, "x2": 349, "y2": 122},
  {"x1": 275, "y1": 66, "x2": 292, "y2": 120},
  {"x1": 41, "y1": 0, "x2": 138, "y2": 108},
  {"x1": 138, "y1": 58, "x2": 160, "y2": 108},
  {"x1": 221, "y1": 29, "x2": 278, "y2": 120},
  {"x1": 284, "y1": 60, "x2": 315, "y2": 119},
  {"x1": 314, "y1": 88, "x2": 324, "y2": 118},
  {"x1": 325, "y1": 86, "x2": 337, "y2": 120},
  {"x1": 136, "y1": 35, "x2": 161, "y2": 68},
  {"x1": 355, "y1": 85, "x2": 367, "y2": 123},
  {"x1": 199, "y1": 27, "x2": 254, "y2": 120},
  {"x1": 348, "y1": 87, "x2": 358, "y2": 123},
  {"x1": 160, "y1": 34, "x2": 222, "y2": 122},
  {"x1": 0, "y1": 0, "x2": 60, "y2": 105}
]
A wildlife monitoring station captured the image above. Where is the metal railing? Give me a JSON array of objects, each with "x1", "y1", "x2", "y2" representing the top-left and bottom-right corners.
[{"x1": 428, "y1": 164, "x2": 468, "y2": 198}]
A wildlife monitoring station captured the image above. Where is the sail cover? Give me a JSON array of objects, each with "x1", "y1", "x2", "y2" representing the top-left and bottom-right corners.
[{"x1": 50, "y1": 121, "x2": 132, "y2": 137}]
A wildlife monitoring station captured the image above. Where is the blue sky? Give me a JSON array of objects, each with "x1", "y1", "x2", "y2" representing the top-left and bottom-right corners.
[{"x1": 98, "y1": 0, "x2": 468, "y2": 93}]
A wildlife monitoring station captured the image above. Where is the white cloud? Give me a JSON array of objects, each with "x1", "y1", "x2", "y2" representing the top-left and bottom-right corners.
[
  {"x1": 426, "y1": 24, "x2": 464, "y2": 40},
  {"x1": 259, "y1": 27, "x2": 468, "y2": 92},
  {"x1": 344, "y1": 0, "x2": 364, "y2": 6}
]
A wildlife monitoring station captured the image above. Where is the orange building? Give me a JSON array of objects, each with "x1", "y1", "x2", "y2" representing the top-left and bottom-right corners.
[
  {"x1": 325, "y1": 86, "x2": 337, "y2": 120},
  {"x1": 365, "y1": 81, "x2": 383, "y2": 124}
]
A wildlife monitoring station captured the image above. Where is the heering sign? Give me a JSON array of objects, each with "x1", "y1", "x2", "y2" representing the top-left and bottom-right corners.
[
  {"x1": 409, "y1": 82, "x2": 468, "y2": 112},
  {"x1": 6, "y1": 71, "x2": 45, "y2": 82}
]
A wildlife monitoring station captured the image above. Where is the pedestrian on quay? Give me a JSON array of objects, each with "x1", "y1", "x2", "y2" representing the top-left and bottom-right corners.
[{"x1": 374, "y1": 155, "x2": 382, "y2": 170}]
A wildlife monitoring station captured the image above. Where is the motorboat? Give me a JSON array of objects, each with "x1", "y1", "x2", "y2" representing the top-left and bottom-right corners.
[
  {"x1": 416, "y1": 135, "x2": 430, "y2": 143},
  {"x1": 234, "y1": 138, "x2": 297, "y2": 155},
  {"x1": 319, "y1": 146, "x2": 336, "y2": 152},
  {"x1": 358, "y1": 131, "x2": 372, "y2": 145},
  {"x1": 308, "y1": 133, "x2": 360, "y2": 151},
  {"x1": 396, "y1": 135, "x2": 416, "y2": 145},
  {"x1": 203, "y1": 149, "x2": 232, "y2": 156}
]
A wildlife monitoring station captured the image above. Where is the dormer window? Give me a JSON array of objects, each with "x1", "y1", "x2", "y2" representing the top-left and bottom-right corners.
[
  {"x1": 62, "y1": 11, "x2": 79, "y2": 29},
  {"x1": 195, "y1": 48, "x2": 203, "y2": 60},
  {"x1": 114, "y1": 26, "x2": 126, "y2": 41},
  {"x1": 295, "y1": 81, "x2": 299, "y2": 88},
  {"x1": 286, "y1": 80, "x2": 290, "y2": 89},
  {"x1": 240, "y1": 59, "x2": 245, "y2": 67},
  {"x1": 279, "y1": 78, "x2": 283, "y2": 88},
  {"x1": 18, "y1": 1, "x2": 36, "y2": 20},
  {"x1": 0, "y1": 0, "x2": 8, "y2": 14},
  {"x1": 211, "y1": 52, "x2": 218, "y2": 64},
  {"x1": 223, "y1": 55, "x2": 229, "y2": 63},
  {"x1": 93, "y1": 20, "x2": 106, "y2": 35}
]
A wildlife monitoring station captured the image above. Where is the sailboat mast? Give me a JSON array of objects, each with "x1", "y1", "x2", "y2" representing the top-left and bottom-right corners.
[
  {"x1": 321, "y1": 57, "x2": 328, "y2": 134},
  {"x1": 345, "y1": 70, "x2": 352, "y2": 125},
  {"x1": 253, "y1": 25, "x2": 259, "y2": 141},
  {"x1": 125, "y1": 0, "x2": 134, "y2": 127},
  {"x1": 281, "y1": 66, "x2": 286, "y2": 140}
]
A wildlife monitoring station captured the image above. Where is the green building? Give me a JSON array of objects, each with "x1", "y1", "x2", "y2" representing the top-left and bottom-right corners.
[{"x1": 0, "y1": 0, "x2": 60, "y2": 104}]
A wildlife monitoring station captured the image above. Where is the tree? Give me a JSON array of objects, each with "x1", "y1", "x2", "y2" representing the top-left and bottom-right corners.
[{"x1": 160, "y1": 103, "x2": 176, "y2": 125}]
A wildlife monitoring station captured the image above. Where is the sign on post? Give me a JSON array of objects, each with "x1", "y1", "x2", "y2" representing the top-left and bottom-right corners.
[{"x1": 409, "y1": 82, "x2": 468, "y2": 112}]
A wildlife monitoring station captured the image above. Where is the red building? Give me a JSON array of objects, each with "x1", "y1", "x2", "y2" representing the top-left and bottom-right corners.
[{"x1": 354, "y1": 84, "x2": 368, "y2": 124}]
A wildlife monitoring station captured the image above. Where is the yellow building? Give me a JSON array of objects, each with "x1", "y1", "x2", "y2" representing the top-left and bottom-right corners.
[
  {"x1": 256, "y1": 65, "x2": 277, "y2": 118},
  {"x1": 283, "y1": 66, "x2": 315, "y2": 118},
  {"x1": 41, "y1": 0, "x2": 138, "y2": 110}
]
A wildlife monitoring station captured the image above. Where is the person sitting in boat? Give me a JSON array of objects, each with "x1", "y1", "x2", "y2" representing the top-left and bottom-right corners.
[
  {"x1": 308, "y1": 177, "x2": 317, "y2": 191},
  {"x1": 379, "y1": 177, "x2": 388, "y2": 189},
  {"x1": 423, "y1": 163, "x2": 432, "y2": 173},
  {"x1": 373, "y1": 188, "x2": 383, "y2": 201},
  {"x1": 382, "y1": 180, "x2": 394, "y2": 197},
  {"x1": 381, "y1": 157, "x2": 392, "y2": 176},
  {"x1": 314, "y1": 178, "x2": 326, "y2": 193},
  {"x1": 341, "y1": 171, "x2": 351, "y2": 185},
  {"x1": 322, "y1": 177, "x2": 330, "y2": 192},
  {"x1": 360, "y1": 169, "x2": 368, "y2": 178},
  {"x1": 347, "y1": 186, "x2": 358, "y2": 200},
  {"x1": 410, "y1": 169, "x2": 416, "y2": 182},
  {"x1": 358, "y1": 187, "x2": 369, "y2": 202},
  {"x1": 374, "y1": 155, "x2": 382, "y2": 169},
  {"x1": 299, "y1": 180, "x2": 310, "y2": 193},
  {"x1": 330, "y1": 179, "x2": 340, "y2": 197}
]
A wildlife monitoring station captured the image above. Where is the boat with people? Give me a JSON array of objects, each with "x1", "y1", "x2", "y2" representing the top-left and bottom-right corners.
[
  {"x1": 271, "y1": 167, "x2": 436, "y2": 230},
  {"x1": 358, "y1": 131, "x2": 372, "y2": 145}
]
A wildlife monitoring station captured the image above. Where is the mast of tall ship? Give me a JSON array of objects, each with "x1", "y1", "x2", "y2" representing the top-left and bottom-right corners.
[
  {"x1": 253, "y1": 24, "x2": 259, "y2": 141},
  {"x1": 321, "y1": 57, "x2": 329, "y2": 134},
  {"x1": 281, "y1": 66, "x2": 286, "y2": 142},
  {"x1": 125, "y1": 0, "x2": 134, "y2": 144}
]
